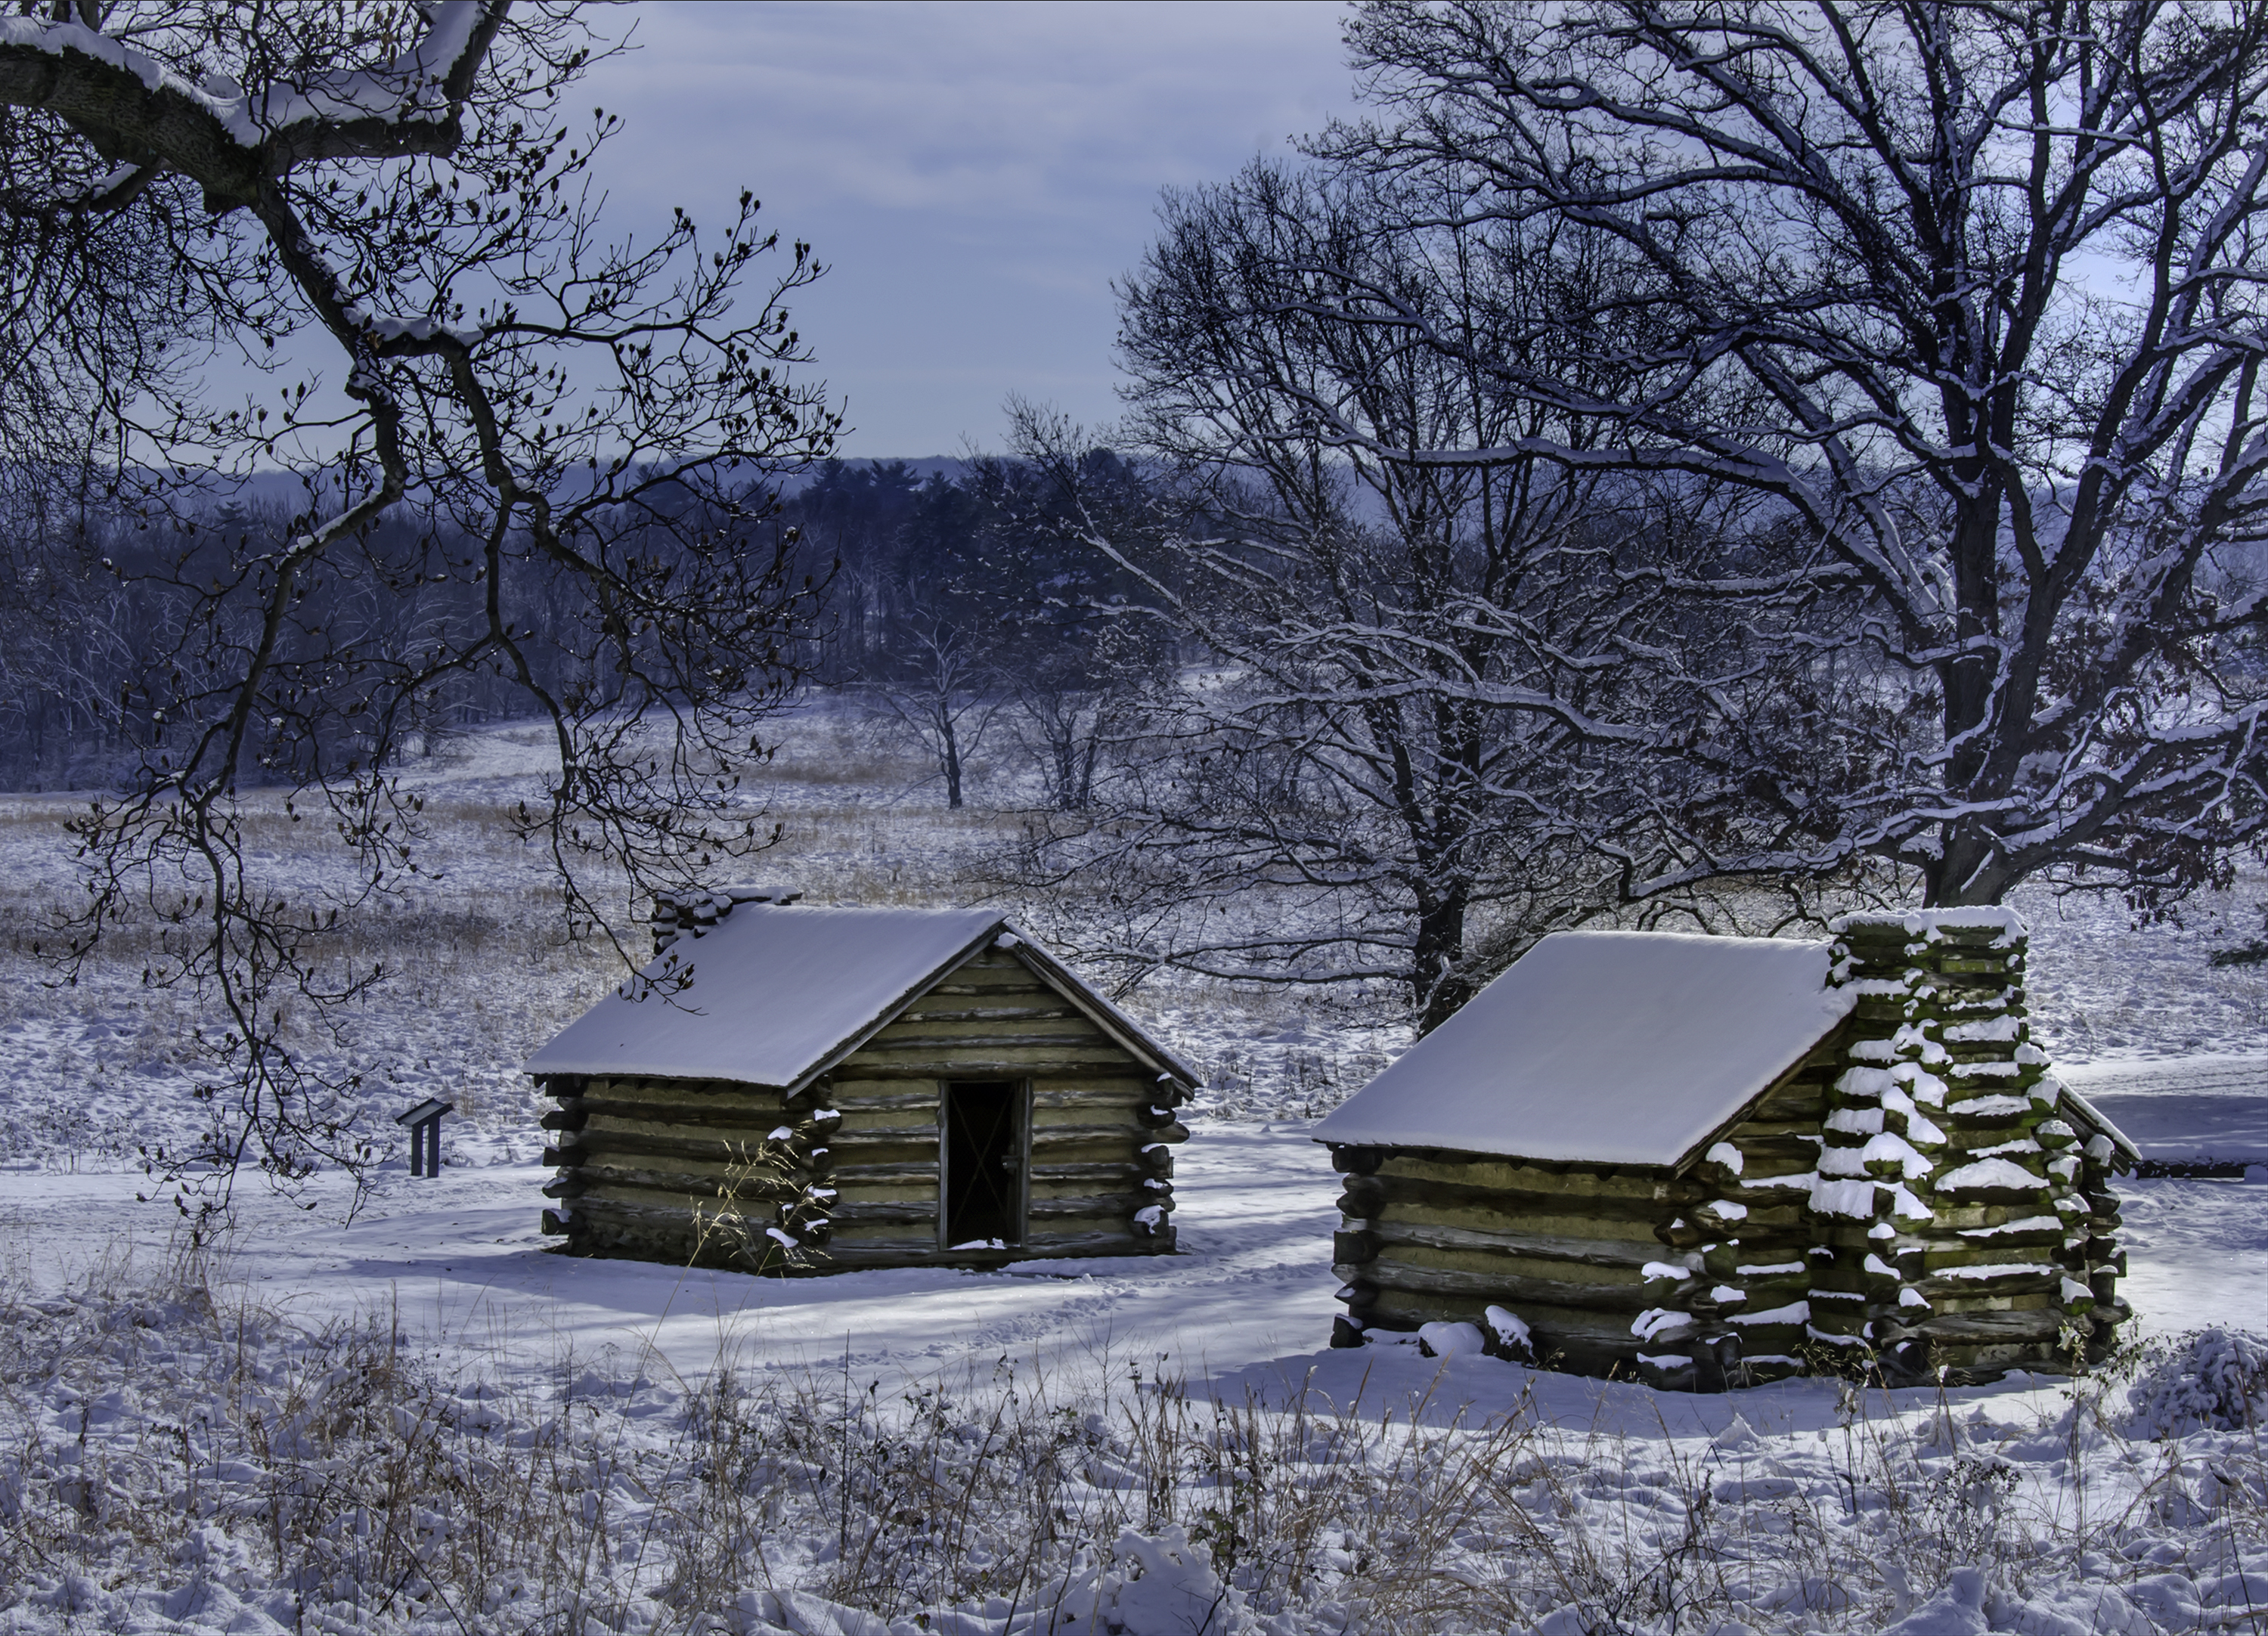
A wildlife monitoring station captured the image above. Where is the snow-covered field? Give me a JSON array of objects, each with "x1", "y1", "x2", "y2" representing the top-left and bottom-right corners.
[{"x1": 4, "y1": 702, "x2": 2268, "y2": 1634}]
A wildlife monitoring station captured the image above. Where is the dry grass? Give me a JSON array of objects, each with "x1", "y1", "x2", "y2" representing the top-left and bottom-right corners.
[{"x1": 4, "y1": 1250, "x2": 2264, "y2": 1635}]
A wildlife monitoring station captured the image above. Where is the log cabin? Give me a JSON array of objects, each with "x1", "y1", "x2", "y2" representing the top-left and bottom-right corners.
[
  {"x1": 526, "y1": 891, "x2": 1197, "y2": 1273},
  {"x1": 1315, "y1": 912, "x2": 2137, "y2": 1388}
]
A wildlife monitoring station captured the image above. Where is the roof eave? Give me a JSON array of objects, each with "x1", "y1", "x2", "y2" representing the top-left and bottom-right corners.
[{"x1": 2053, "y1": 1080, "x2": 2144, "y2": 1166}]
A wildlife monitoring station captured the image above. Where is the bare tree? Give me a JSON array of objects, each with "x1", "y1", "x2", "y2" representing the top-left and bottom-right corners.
[
  {"x1": 1005, "y1": 629, "x2": 1151, "y2": 813},
  {"x1": 963, "y1": 410, "x2": 1176, "y2": 814},
  {"x1": 1331, "y1": 0, "x2": 2268, "y2": 909},
  {"x1": 1, "y1": 2, "x2": 838, "y2": 1208},
  {"x1": 871, "y1": 612, "x2": 1002, "y2": 810},
  {"x1": 1045, "y1": 162, "x2": 1678, "y2": 1030}
]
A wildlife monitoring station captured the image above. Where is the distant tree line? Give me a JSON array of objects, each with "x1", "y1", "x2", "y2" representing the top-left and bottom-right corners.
[
  {"x1": 0, "y1": 449, "x2": 1176, "y2": 804},
  {"x1": 0, "y1": 470, "x2": 818, "y2": 793}
]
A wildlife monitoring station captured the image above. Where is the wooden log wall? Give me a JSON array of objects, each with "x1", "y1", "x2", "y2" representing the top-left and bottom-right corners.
[
  {"x1": 1638, "y1": 1043, "x2": 1843, "y2": 1390},
  {"x1": 538, "y1": 940, "x2": 1188, "y2": 1273},
  {"x1": 1328, "y1": 1145, "x2": 1709, "y2": 1378},
  {"x1": 535, "y1": 1073, "x2": 828, "y2": 1271}
]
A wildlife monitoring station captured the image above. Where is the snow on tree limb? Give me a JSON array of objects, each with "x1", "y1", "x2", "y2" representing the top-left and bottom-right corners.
[
  {"x1": 1320, "y1": 0, "x2": 2268, "y2": 909},
  {"x1": 1, "y1": 2, "x2": 841, "y2": 1211}
]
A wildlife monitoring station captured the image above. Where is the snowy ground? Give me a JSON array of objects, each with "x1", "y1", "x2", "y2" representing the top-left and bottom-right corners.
[
  {"x1": 2, "y1": 1126, "x2": 2261, "y2": 1411},
  {"x1": 4, "y1": 702, "x2": 2268, "y2": 1633},
  {"x1": 5, "y1": 1133, "x2": 2266, "y2": 1634}
]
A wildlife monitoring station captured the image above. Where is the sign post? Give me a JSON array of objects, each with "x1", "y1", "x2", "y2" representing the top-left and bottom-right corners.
[{"x1": 395, "y1": 1098, "x2": 455, "y2": 1179}]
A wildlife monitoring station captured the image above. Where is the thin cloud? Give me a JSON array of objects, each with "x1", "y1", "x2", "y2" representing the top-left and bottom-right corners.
[{"x1": 581, "y1": 2, "x2": 1354, "y2": 454}]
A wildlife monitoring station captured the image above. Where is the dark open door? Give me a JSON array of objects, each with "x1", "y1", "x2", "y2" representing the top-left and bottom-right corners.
[{"x1": 942, "y1": 1080, "x2": 1025, "y2": 1248}]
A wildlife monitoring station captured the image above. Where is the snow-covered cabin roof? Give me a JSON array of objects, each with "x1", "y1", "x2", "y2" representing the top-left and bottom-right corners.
[
  {"x1": 1313, "y1": 930, "x2": 1857, "y2": 1169},
  {"x1": 525, "y1": 903, "x2": 1196, "y2": 1093}
]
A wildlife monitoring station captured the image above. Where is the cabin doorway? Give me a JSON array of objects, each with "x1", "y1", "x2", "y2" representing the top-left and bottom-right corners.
[{"x1": 942, "y1": 1080, "x2": 1026, "y2": 1248}]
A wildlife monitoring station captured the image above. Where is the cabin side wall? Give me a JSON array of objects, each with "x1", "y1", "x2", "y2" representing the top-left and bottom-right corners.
[
  {"x1": 538, "y1": 946, "x2": 1188, "y2": 1272},
  {"x1": 1329, "y1": 1147, "x2": 1704, "y2": 1377},
  {"x1": 538, "y1": 1074, "x2": 816, "y2": 1269},
  {"x1": 1637, "y1": 1033, "x2": 1845, "y2": 1388}
]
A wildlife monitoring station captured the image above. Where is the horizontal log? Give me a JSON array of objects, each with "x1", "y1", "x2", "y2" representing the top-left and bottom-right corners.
[
  {"x1": 579, "y1": 1074, "x2": 784, "y2": 1105},
  {"x1": 1371, "y1": 1218, "x2": 1671, "y2": 1272},
  {"x1": 844, "y1": 1044, "x2": 1139, "y2": 1074},
  {"x1": 1900, "y1": 1307, "x2": 2071, "y2": 1345},
  {"x1": 1718, "y1": 1136, "x2": 1825, "y2": 1167},
  {"x1": 1034, "y1": 1214, "x2": 1171, "y2": 1242},
  {"x1": 1724, "y1": 1120, "x2": 1826, "y2": 1148},
  {"x1": 818, "y1": 1062, "x2": 1151, "y2": 1081},
  {"x1": 576, "y1": 1113, "x2": 797, "y2": 1150},
  {"x1": 570, "y1": 1178, "x2": 795, "y2": 1217},
  {"x1": 1926, "y1": 1287, "x2": 2062, "y2": 1316},
  {"x1": 830, "y1": 1199, "x2": 938, "y2": 1226},
  {"x1": 1029, "y1": 1188, "x2": 1162, "y2": 1216},
  {"x1": 835, "y1": 1111, "x2": 940, "y2": 1136},
  {"x1": 818, "y1": 1225, "x2": 944, "y2": 1250},
  {"x1": 1030, "y1": 1124, "x2": 1148, "y2": 1151},
  {"x1": 1935, "y1": 1120, "x2": 2040, "y2": 1148},
  {"x1": 575, "y1": 1093, "x2": 788, "y2": 1129},
  {"x1": 1929, "y1": 1231, "x2": 2065, "y2": 1261},
  {"x1": 894, "y1": 1004, "x2": 1083, "y2": 1024},
  {"x1": 830, "y1": 1163, "x2": 940, "y2": 1187},
  {"x1": 1024, "y1": 1141, "x2": 1151, "y2": 1173},
  {"x1": 922, "y1": 975, "x2": 1056, "y2": 996},
  {"x1": 574, "y1": 1127, "x2": 804, "y2": 1167},
  {"x1": 1036, "y1": 1118, "x2": 1182, "y2": 1145},
  {"x1": 1353, "y1": 1173, "x2": 1678, "y2": 1232},
  {"x1": 1032, "y1": 1083, "x2": 1154, "y2": 1110},
  {"x1": 864, "y1": 1019, "x2": 1112, "y2": 1048},
  {"x1": 1029, "y1": 1160, "x2": 1151, "y2": 1184},
  {"x1": 560, "y1": 1160, "x2": 802, "y2": 1204},
  {"x1": 1020, "y1": 1229, "x2": 1160, "y2": 1255},
  {"x1": 820, "y1": 1086, "x2": 940, "y2": 1112},
  {"x1": 1913, "y1": 1268, "x2": 2068, "y2": 1300},
  {"x1": 1379, "y1": 1153, "x2": 1699, "y2": 1206},
  {"x1": 1356, "y1": 1253, "x2": 1652, "y2": 1312}
]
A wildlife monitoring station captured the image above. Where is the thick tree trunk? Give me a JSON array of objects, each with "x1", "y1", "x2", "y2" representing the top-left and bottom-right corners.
[
  {"x1": 1925, "y1": 821, "x2": 2018, "y2": 908},
  {"x1": 1411, "y1": 885, "x2": 1470, "y2": 1036},
  {"x1": 938, "y1": 706, "x2": 965, "y2": 809}
]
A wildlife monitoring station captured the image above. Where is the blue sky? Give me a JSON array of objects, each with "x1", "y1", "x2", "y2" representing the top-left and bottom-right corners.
[{"x1": 578, "y1": 2, "x2": 1357, "y2": 457}]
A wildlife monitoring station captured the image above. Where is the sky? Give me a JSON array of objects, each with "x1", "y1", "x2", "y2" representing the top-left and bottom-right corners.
[{"x1": 575, "y1": 2, "x2": 1359, "y2": 458}]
